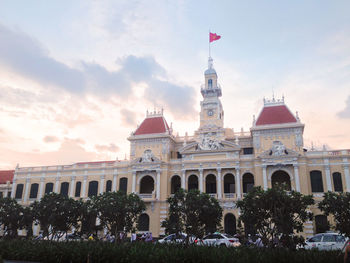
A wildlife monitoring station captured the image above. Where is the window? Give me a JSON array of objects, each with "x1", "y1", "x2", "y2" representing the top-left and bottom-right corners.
[
  {"x1": 224, "y1": 174, "x2": 235, "y2": 193},
  {"x1": 315, "y1": 215, "x2": 329, "y2": 233},
  {"x1": 60, "y1": 182, "x2": 69, "y2": 197},
  {"x1": 171, "y1": 176, "x2": 181, "y2": 194},
  {"x1": 208, "y1": 79, "x2": 213, "y2": 88},
  {"x1": 29, "y1": 183, "x2": 39, "y2": 199},
  {"x1": 243, "y1": 147, "x2": 254, "y2": 155},
  {"x1": 44, "y1": 183, "x2": 54, "y2": 194},
  {"x1": 106, "y1": 180, "x2": 112, "y2": 192},
  {"x1": 309, "y1": 235, "x2": 322, "y2": 242},
  {"x1": 119, "y1": 178, "x2": 128, "y2": 193},
  {"x1": 138, "y1": 213, "x2": 150, "y2": 231},
  {"x1": 336, "y1": 235, "x2": 345, "y2": 243},
  {"x1": 271, "y1": 171, "x2": 291, "y2": 190},
  {"x1": 75, "y1": 181, "x2": 81, "y2": 197},
  {"x1": 205, "y1": 174, "x2": 216, "y2": 194},
  {"x1": 310, "y1": 171, "x2": 324, "y2": 193},
  {"x1": 140, "y1": 176, "x2": 154, "y2": 194},
  {"x1": 188, "y1": 175, "x2": 198, "y2": 190},
  {"x1": 323, "y1": 235, "x2": 336, "y2": 242},
  {"x1": 88, "y1": 181, "x2": 98, "y2": 197},
  {"x1": 332, "y1": 172, "x2": 343, "y2": 192},
  {"x1": 15, "y1": 184, "x2": 24, "y2": 199},
  {"x1": 243, "y1": 173, "x2": 254, "y2": 193}
]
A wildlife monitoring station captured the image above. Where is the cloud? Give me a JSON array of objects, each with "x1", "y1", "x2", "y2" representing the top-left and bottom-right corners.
[
  {"x1": 95, "y1": 143, "x2": 119, "y2": 152},
  {"x1": 43, "y1": 136, "x2": 60, "y2": 143},
  {"x1": 0, "y1": 24, "x2": 196, "y2": 118},
  {"x1": 338, "y1": 96, "x2": 350, "y2": 119},
  {"x1": 120, "y1": 108, "x2": 138, "y2": 127}
]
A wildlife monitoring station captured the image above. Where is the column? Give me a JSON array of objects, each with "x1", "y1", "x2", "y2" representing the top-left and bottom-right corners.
[
  {"x1": 181, "y1": 170, "x2": 186, "y2": 189},
  {"x1": 11, "y1": 179, "x2": 16, "y2": 198},
  {"x1": 82, "y1": 175, "x2": 88, "y2": 198},
  {"x1": 23, "y1": 178, "x2": 30, "y2": 203},
  {"x1": 199, "y1": 169, "x2": 203, "y2": 192},
  {"x1": 217, "y1": 168, "x2": 222, "y2": 199},
  {"x1": 38, "y1": 177, "x2": 45, "y2": 199},
  {"x1": 132, "y1": 171, "x2": 136, "y2": 193},
  {"x1": 112, "y1": 169, "x2": 118, "y2": 192},
  {"x1": 343, "y1": 163, "x2": 350, "y2": 192},
  {"x1": 262, "y1": 165, "x2": 268, "y2": 190},
  {"x1": 235, "y1": 168, "x2": 241, "y2": 199},
  {"x1": 99, "y1": 175, "x2": 105, "y2": 194},
  {"x1": 69, "y1": 176, "x2": 75, "y2": 197},
  {"x1": 293, "y1": 164, "x2": 301, "y2": 192},
  {"x1": 54, "y1": 173, "x2": 60, "y2": 193},
  {"x1": 156, "y1": 170, "x2": 161, "y2": 200},
  {"x1": 325, "y1": 166, "x2": 332, "y2": 191}
]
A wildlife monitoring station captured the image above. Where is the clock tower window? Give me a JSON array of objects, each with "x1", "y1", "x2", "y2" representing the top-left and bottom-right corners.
[{"x1": 208, "y1": 79, "x2": 213, "y2": 89}]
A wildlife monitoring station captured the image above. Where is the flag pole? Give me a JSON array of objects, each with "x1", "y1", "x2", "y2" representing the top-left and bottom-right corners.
[{"x1": 208, "y1": 29, "x2": 211, "y2": 58}]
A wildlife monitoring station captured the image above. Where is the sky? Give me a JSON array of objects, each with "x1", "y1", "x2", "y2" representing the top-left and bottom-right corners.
[{"x1": 0, "y1": 0, "x2": 350, "y2": 169}]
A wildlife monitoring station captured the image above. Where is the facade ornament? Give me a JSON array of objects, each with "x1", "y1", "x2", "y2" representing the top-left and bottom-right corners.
[
  {"x1": 196, "y1": 133, "x2": 223, "y2": 151},
  {"x1": 140, "y1": 149, "x2": 155, "y2": 163},
  {"x1": 270, "y1": 141, "x2": 288, "y2": 156}
]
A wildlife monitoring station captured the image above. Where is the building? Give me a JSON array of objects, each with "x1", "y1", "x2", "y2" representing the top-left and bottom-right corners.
[{"x1": 6, "y1": 57, "x2": 350, "y2": 237}]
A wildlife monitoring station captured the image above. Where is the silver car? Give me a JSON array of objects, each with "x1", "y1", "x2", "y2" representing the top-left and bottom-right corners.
[
  {"x1": 304, "y1": 233, "x2": 348, "y2": 250},
  {"x1": 200, "y1": 233, "x2": 241, "y2": 247},
  {"x1": 158, "y1": 233, "x2": 187, "y2": 244}
]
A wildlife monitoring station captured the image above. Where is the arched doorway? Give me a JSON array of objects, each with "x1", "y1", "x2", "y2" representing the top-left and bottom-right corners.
[
  {"x1": 138, "y1": 213, "x2": 150, "y2": 231},
  {"x1": 315, "y1": 215, "x2": 329, "y2": 233},
  {"x1": 271, "y1": 170, "x2": 291, "y2": 190},
  {"x1": 224, "y1": 174, "x2": 235, "y2": 194},
  {"x1": 243, "y1": 173, "x2": 254, "y2": 193},
  {"x1": 206, "y1": 174, "x2": 216, "y2": 194},
  {"x1": 224, "y1": 213, "x2": 236, "y2": 235},
  {"x1": 140, "y1": 176, "x2": 154, "y2": 194},
  {"x1": 188, "y1": 174, "x2": 198, "y2": 191},
  {"x1": 171, "y1": 175, "x2": 181, "y2": 194}
]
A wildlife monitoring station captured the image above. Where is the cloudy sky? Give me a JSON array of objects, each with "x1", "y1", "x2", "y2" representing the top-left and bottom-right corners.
[{"x1": 0, "y1": 0, "x2": 350, "y2": 169}]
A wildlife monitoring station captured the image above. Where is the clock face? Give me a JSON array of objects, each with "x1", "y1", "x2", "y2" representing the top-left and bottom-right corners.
[{"x1": 207, "y1": 110, "x2": 214, "y2": 116}]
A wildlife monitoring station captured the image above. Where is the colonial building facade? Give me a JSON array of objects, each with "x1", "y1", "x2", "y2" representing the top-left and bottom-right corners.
[{"x1": 4, "y1": 58, "x2": 350, "y2": 237}]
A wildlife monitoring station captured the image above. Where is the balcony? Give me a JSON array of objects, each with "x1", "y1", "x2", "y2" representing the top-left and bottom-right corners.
[
  {"x1": 137, "y1": 193, "x2": 155, "y2": 200},
  {"x1": 208, "y1": 193, "x2": 217, "y2": 198},
  {"x1": 224, "y1": 193, "x2": 236, "y2": 199}
]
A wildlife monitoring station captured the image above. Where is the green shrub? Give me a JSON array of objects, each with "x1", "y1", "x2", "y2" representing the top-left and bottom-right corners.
[{"x1": 0, "y1": 240, "x2": 344, "y2": 263}]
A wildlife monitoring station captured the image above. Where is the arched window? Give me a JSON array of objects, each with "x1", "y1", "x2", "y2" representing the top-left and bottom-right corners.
[
  {"x1": 106, "y1": 180, "x2": 112, "y2": 192},
  {"x1": 332, "y1": 172, "x2": 343, "y2": 192},
  {"x1": 224, "y1": 174, "x2": 235, "y2": 193},
  {"x1": 310, "y1": 170, "x2": 324, "y2": 193},
  {"x1": 44, "y1": 183, "x2": 53, "y2": 195},
  {"x1": 138, "y1": 213, "x2": 150, "y2": 231},
  {"x1": 119, "y1": 177, "x2": 128, "y2": 193},
  {"x1": 315, "y1": 215, "x2": 329, "y2": 233},
  {"x1": 206, "y1": 174, "x2": 216, "y2": 194},
  {"x1": 75, "y1": 181, "x2": 81, "y2": 197},
  {"x1": 29, "y1": 183, "x2": 39, "y2": 199},
  {"x1": 188, "y1": 175, "x2": 198, "y2": 191},
  {"x1": 208, "y1": 79, "x2": 213, "y2": 88},
  {"x1": 140, "y1": 176, "x2": 154, "y2": 194},
  {"x1": 224, "y1": 213, "x2": 236, "y2": 235},
  {"x1": 243, "y1": 173, "x2": 254, "y2": 193},
  {"x1": 88, "y1": 181, "x2": 98, "y2": 197},
  {"x1": 60, "y1": 182, "x2": 69, "y2": 197},
  {"x1": 271, "y1": 170, "x2": 291, "y2": 190},
  {"x1": 171, "y1": 175, "x2": 181, "y2": 194},
  {"x1": 15, "y1": 184, "x2": 24, "y2": 199}
]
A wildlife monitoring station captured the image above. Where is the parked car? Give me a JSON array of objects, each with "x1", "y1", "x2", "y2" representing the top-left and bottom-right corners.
[
  {"x1": 158, "y1": 233, "x2": 188, "y2": 244},
  {"x1": 199, "y1": 233, "x2": 241, "y2": 247},
  {"x1": 304, "y1": 232, "x2": 348, "y2": 250}
]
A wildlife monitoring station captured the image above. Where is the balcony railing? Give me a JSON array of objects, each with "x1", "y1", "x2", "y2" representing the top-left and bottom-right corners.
[
  {"x1": 224, "y1": 193, "x2": 236, "y2": 199},
  {"x1": 208, "y1": 193, "x2": 217, "y2": 198},
  {"x1": 138, "y1": 193, "x2": 154, "y2": 199}
]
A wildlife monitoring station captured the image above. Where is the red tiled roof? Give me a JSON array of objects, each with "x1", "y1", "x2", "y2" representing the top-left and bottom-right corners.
[
  {"x1": 0, "y1": 170, "x2": 14, "y2": 184},
  {"x1": 256, "y1": 105, "x2": 297, "y2": 126},
  {"x1": 134, "y1": 116, "x2": 169, "y2": 135}
]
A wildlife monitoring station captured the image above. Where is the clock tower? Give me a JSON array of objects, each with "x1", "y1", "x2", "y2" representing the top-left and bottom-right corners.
[{"x1": 198, "y1": 57, "x2": 224, "y2": 133}]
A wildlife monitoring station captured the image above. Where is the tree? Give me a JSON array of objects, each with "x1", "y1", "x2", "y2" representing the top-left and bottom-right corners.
[
  {"x1": 79, "y1": 198, "x2": 101, "y2": 238},
  {"x1": 20, "y1": 206, "x2": 34, "y2": 239},
  {"x1": 237, "y1": 186, "x2": 314, "y2": 248},
  {"x1": 162, "y1": 189, "x2": 223, "y2": 240},
  {"x1": 0, "y1": 197, "x2": 22, "y2": 239},
  {"x1": 318, "y1": 191, "x2": 350, "y2": 238},
  {"x1": 94, "y1": 191, "x2": 145, "y2": 238},
  {"x1": 32, "y1": 193, "x2": 81, "y2": 240}
]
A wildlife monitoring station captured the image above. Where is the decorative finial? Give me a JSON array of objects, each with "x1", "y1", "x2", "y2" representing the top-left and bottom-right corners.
[
  {"x1": 296, "y1": 111, "x2": 300, "y2": 121},
  {"x1": 282, "y1": 94, "x2": 285, "y2": 102},
  {"x1": 253, "y1": 115, "x2": 256, "y2": 126}
]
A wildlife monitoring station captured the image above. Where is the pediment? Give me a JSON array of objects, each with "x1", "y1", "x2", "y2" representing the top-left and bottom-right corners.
[
  {"x1": 179, "y1": 140, "x2": 240, "y2": 154},
  {"x1": 258, "y1": 141, "x2": 300, "y2": 158},
  {"x1": 131, "y1": 149, "x2": 161, "y2": 164}
]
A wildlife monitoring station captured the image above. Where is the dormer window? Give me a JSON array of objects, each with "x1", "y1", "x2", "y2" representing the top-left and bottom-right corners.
[{"x1": 208, "y1": 79, "x2": 213, "y2": 89}]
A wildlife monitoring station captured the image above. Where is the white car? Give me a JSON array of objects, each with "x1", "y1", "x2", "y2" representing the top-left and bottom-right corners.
[
  {"x1": 304, "y1": 233, "x2": 348, "y2": 250},
  {"x1": 200, "y1": 233, "x2": 241, "y2": 247},
  {"x1": 158, "y1": 233, "x2": 187, "y2": 244}
]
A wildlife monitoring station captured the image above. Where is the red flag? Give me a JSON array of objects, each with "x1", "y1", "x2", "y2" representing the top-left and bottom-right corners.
[{"x1": 210, "y1": 32, "x2": 221, "y2": 43}]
